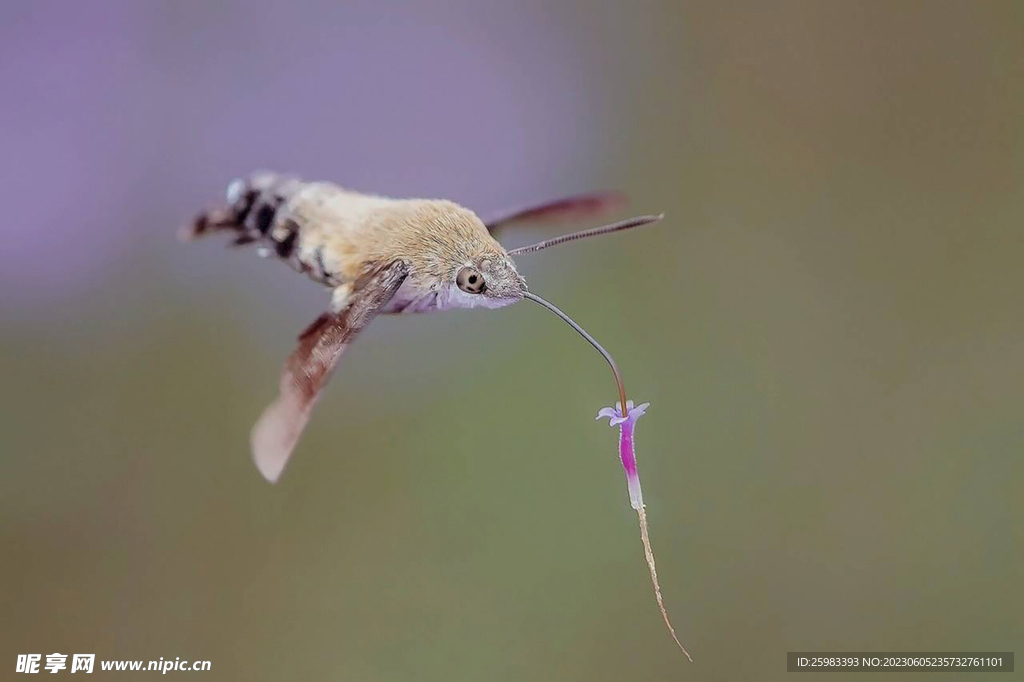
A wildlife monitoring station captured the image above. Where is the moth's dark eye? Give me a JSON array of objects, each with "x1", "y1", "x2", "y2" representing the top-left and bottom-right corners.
[{"x1": 457, "y1": 266, "x2": 486, "y2": 294}]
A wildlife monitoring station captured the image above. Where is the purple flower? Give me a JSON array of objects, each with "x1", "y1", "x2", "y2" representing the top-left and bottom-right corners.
[
  {"x1": 596, "y1": 399, "x2": 650, "y2": 511},
  {"x1": 596, "y1": 399, "x2": 693, "y2": 662}
]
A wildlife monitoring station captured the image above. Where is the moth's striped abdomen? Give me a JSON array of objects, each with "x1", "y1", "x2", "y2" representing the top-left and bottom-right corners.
[{"x1": 185, "y1": 173, "x2": 339, "y2": 286}]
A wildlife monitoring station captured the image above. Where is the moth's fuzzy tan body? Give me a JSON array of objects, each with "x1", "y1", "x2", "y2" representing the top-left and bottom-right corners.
[
  {"x1": 288, "y1": 183, "x2": 521, "y2": 312},
  {"x1": 188, "y1": 172, "x2": 527, "y2": 314}
]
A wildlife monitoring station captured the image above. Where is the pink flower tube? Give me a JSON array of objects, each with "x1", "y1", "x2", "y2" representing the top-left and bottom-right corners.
[{"x1": 596, "y1": 400, "x2": 649, "y2": 510}]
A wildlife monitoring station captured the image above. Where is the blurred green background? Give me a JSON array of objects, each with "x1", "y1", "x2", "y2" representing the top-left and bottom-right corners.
[{"x1": 1, "y1": 2, "x2": 1021, "y2": 680}]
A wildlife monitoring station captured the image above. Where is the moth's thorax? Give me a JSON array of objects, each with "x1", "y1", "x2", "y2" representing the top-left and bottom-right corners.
[{"x1": 287, "y1": 186, "x2": 492, "y2": 270}]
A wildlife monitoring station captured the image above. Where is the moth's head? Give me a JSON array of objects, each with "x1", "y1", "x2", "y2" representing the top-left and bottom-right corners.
[
  {"x1": 448, "y1": 250, "x2": 527, "y2": 309},
  {"x1": 407, "y1": 201, "x2": 526, "y2": 310}
]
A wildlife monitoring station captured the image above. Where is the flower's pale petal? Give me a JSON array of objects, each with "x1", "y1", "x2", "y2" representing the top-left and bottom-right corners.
[{"x1": 597, "y1": 400, "x2": 650, "y2": 426}]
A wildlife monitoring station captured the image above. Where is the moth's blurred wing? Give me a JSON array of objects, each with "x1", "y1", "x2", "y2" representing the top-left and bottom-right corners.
[
  {"x1": 251, "y1": 260, "x2": 409, "y2": 483},
  {"x1": 483, "y1": 191, "x2": 627, "y2": 235}
]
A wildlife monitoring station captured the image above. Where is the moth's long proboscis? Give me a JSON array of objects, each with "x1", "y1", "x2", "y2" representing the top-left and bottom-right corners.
[{"x1": 524, "y1": 292, "x2": 628, "y2": 417}]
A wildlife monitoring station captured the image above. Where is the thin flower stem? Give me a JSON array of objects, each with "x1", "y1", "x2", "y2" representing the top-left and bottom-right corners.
[
  {"x1": 637, "y1": 506, "x2": 693, "y2": 662},
  {"x1": 524, "y1": 292, "x2": 628, "y2": 417}
]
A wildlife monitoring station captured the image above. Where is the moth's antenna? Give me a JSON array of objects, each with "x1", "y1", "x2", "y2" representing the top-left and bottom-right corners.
[
  {"x1": 524, "y1": 292, "x2": 628, "y2": 418},
  {"x1": 507, "y1": 214, "x2": 663, "y2": 256}
]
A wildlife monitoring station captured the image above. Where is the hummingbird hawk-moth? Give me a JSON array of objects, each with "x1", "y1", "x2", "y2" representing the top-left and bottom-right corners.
[{"x1": 183, "y1": 172, "x2": 661, "y2": 483}]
